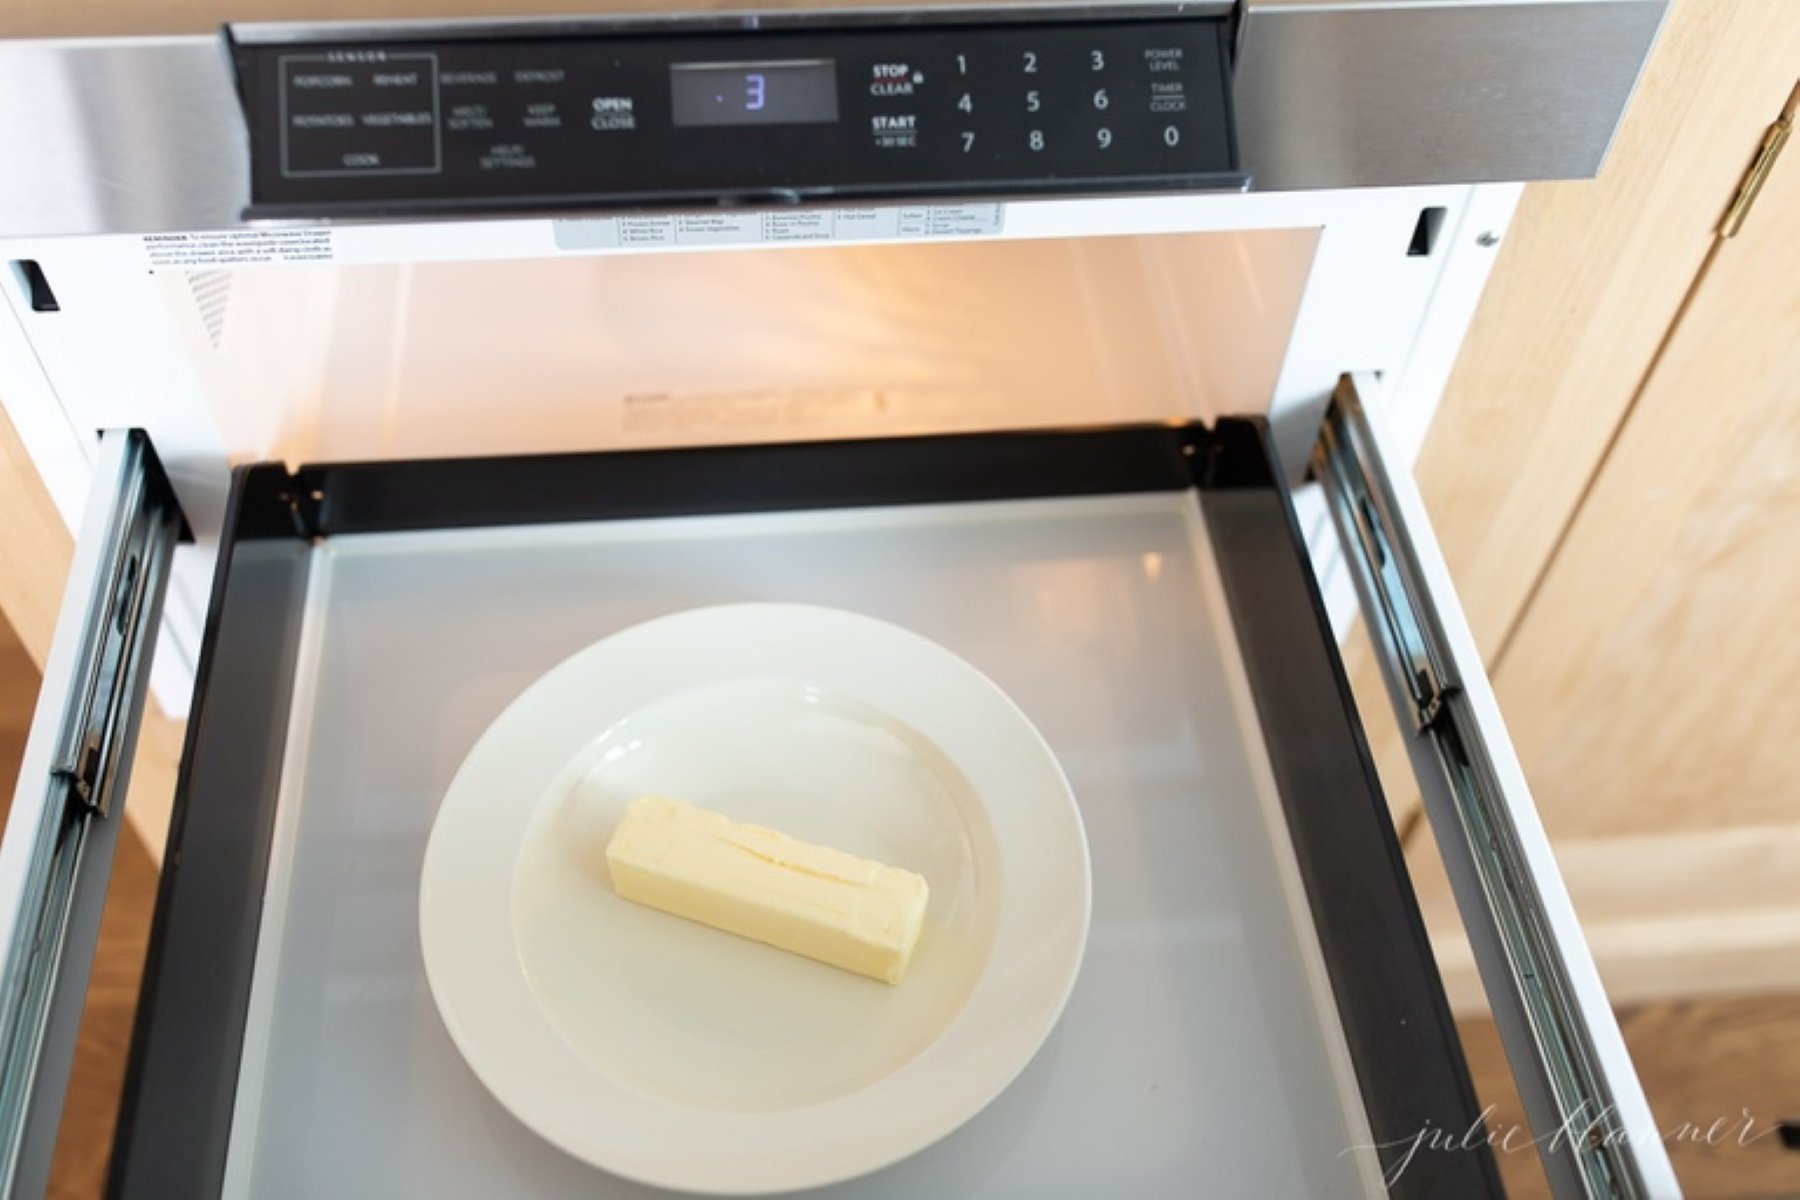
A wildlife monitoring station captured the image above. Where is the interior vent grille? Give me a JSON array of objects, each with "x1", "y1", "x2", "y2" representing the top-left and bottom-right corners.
[{"x1": 187, "y1": 271, "x2": 232, "y2": 350}]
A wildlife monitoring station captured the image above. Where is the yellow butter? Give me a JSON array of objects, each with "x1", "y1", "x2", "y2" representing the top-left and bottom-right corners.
[{"x1": 604, "y1": 795, "x2": 929, "y2": 984}]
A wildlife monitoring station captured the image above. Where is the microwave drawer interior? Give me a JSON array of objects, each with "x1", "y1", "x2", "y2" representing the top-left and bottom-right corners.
[{"x1": 114, "y1": 422, "x2": 1493, "y2": 1198}]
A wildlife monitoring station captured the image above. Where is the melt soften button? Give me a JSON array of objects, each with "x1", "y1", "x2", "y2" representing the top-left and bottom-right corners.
[{"x1": 447, "y1": 103, "x2": 494, "y2": 132}]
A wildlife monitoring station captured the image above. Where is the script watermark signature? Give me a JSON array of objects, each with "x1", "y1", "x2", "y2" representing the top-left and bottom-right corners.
[{"x1": 1343, "y1": 1103, "x2": 1782, "y2": 1186}]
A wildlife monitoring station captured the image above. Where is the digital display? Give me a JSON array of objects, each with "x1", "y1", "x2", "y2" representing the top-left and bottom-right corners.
[{"x1": 670, "y1": 60, "x2": 839, "y2": 127}]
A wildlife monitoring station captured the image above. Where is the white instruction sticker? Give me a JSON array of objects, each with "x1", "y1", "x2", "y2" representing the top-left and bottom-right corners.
[
  {"x1": 554, "y1": 203, "x2": 1003, "y2": 250},
  {"x1": 143, "y1": 229, "x2": 336, "y2": 269}
]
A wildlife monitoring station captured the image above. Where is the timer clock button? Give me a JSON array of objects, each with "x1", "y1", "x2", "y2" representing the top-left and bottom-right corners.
[{"x1": 1149, "y1": 79, "x2": 1188, "y2": 115}]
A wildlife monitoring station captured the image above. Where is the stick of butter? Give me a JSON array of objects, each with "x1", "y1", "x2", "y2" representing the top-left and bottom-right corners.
[{"x1": 604, "y1": 795, "x2": 929, "y2": 984}]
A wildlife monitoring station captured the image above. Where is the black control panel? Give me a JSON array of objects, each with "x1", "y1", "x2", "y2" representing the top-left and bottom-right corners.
[{"x1": 232, "y1": 15, "x2": 1241, "y2": 216}]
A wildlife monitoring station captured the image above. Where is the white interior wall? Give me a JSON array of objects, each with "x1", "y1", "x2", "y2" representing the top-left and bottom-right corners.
[
  {"x1": 1134, "y1": 230, "x2": 1321, "y2": 430},
  {"x1": 188, "y1": 231, "x2": 1318, "y2": 467},
  {"x1": 157, "y1": 265, "x2": 339, "y2": 469}
]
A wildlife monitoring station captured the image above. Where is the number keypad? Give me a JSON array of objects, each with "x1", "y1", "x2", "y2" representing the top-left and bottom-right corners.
[{"x1": 903, "y1": 24, "x2": 1225, "y2": 177}]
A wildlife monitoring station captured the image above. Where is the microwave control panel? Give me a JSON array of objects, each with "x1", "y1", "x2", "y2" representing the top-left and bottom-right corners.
[{"x1": 231, "y1": 15, "x2": 1240, "y2": 216}]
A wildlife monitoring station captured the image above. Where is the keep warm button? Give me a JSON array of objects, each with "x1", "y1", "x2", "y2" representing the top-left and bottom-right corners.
[
  {"x1": 523, "y1": 102, "x2": 563, "y2": 130},
  {"x1": 871, "y1": 113, "x2": 918, "y2": 149}
]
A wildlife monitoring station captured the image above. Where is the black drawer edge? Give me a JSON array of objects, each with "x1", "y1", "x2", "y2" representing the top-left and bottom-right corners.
[
  {"x1": 108, "y1": 465, "x2": 313, "y2": 1200},
  {"x1": 289, "y1": 425, "x2": 1204, "y2": 537},
  {"x1": 1201, "y1": 420, "x2": 1501, "y2": 1198},
  {"x1": 108, "y1": 421, "x2": 1490, "y2": 1196}
]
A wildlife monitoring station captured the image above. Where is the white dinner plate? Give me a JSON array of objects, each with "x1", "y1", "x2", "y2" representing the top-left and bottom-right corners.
[{"x1": 419, "y1": 603, "x2": 1090, "y2": 1195}]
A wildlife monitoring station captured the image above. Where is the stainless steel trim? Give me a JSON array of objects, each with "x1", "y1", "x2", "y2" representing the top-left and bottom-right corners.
[
  {"x1": 1, "y1": 0, "x2": 1668, "y2": 237},
  {"x1": 1235, "y1": 0, "x2": 1669, "y2": 189},
  {"x1": 0, "y1": 431, "x2": 181, "y2": 1198},
  {"x1": 1314, "y1": 376, "x2": 1679, "y2": 1199},
  {"x1": 0, "y1": 37, "x2": 249, "y2": 237},
  {"x1": 227, "y1": 1, "x2": 1236, "y2": 43}
]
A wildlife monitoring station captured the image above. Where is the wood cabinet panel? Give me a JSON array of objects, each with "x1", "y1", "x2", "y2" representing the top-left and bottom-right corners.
[
  {"x1": 1411, "y1": 69, "x2": 1800, "y2": 1005},
  {"x1": 1412, "y1": 0, "x2": 1800, "y2": 663},
  {"x1": 1495, "y1": 81, "x2": 1800, "y2": 839},
  {"x1": 0, "y1": 405, "x2": 73, "y2": 672},
  {"x1": 0, "y1": 404, "x2": 182, "y2": 862},
  {"x1": 1354, "y1": 0, "x2": 1800, "y2": 846},
  {"x1": 1458, "y1": 994, "x2": 1800, "y2": 1200},
  {"x1": 1396, "y1": 3, "x2": 1800, "y2": 1002}
]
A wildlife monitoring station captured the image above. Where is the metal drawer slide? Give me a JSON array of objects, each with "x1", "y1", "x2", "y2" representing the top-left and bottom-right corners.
[
  {"x1": 1315, "y1": 373, "x2": 1681, "y2": 1200},
  {"x1": 0, "y1": 432, "x2": 181, "y2": 1198}
]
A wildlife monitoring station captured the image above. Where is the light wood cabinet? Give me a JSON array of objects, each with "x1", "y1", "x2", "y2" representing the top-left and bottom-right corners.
[
  {"x1": 1405, "y1": 0, "x2": 1800, "y2": 1006},
  {"x1": 0, "y1": 406, "x2": 184, "y2": 860}
]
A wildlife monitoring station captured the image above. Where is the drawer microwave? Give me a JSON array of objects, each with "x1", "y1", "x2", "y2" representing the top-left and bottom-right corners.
[{"x1": 0, "y1": 1, "x2": 1680, "y2": 1197}]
